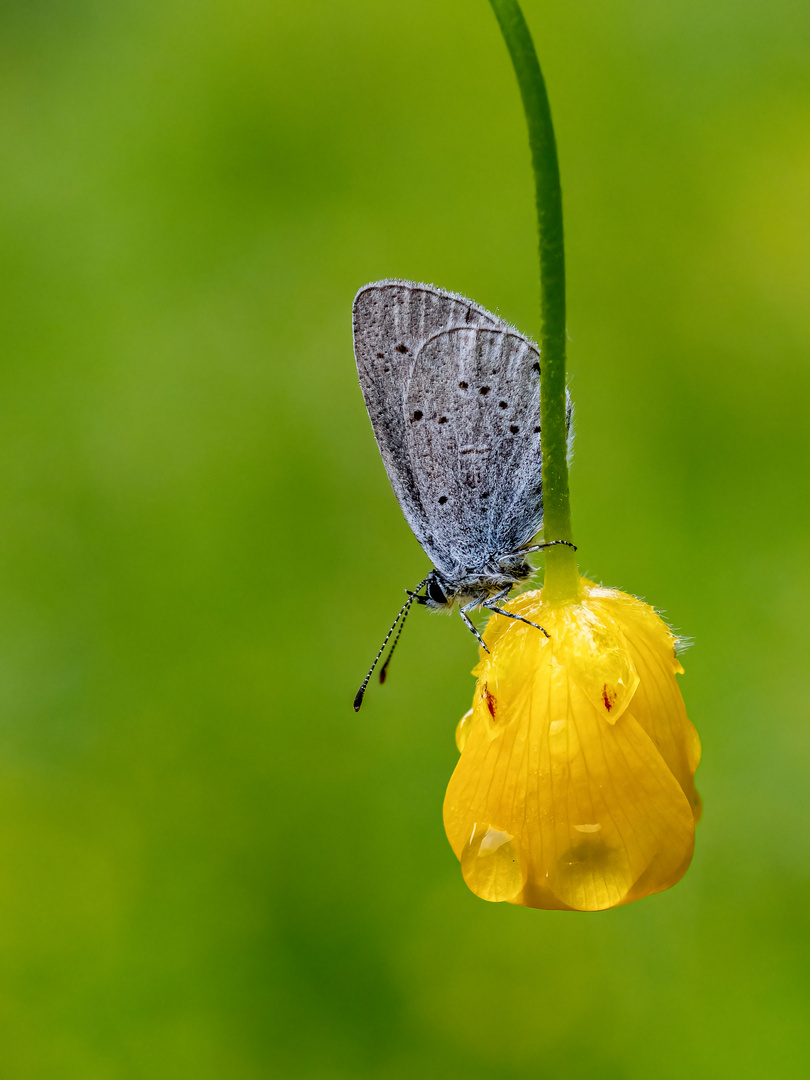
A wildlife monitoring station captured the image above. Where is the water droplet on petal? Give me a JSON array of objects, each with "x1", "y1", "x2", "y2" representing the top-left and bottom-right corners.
[
  {"x1": 461, "y1": 824, "x2": 525, "y2": 902},
  {"x1": 455, "y1": 709, "x2": 474, "y2": 752},
  {"x1": 553, "y1": 834, "x2": 630, "y2": 910}
]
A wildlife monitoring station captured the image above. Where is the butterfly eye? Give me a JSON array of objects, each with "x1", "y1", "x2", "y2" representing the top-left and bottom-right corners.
[{"x1": 427, "y1": 579, "x2": 447, "y2": 605}]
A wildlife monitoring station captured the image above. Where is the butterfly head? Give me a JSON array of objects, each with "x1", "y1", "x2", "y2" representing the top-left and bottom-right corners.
[{"x1": 415, "y1": 570, "x2": 453, "y2": 610}]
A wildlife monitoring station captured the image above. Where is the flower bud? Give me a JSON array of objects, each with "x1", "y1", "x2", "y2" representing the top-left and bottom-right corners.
[{"x1": 444, "y1": 580, "x2": 701, "y2": 911}]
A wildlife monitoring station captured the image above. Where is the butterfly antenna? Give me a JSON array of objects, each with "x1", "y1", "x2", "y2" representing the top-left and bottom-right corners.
[
  {"x1": 379, "y1": 592, "x2": 418, "y2": 686},
  {"x1": 353, "y1": 577, "x2": 429, "y2": 712}
]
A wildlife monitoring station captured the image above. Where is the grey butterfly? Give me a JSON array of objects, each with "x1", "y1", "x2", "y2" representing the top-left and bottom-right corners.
[{"x1": 353, "y1": 280, "x2": 574, "y2": 710}]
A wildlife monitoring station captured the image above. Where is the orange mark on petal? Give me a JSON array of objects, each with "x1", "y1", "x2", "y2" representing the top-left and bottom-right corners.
[
  {"x1": 602, "y1": 684, "x2": 617, "y2": 712},
  {"x1": 479, "y1": 682, "x2": 498, "y2": 717}
]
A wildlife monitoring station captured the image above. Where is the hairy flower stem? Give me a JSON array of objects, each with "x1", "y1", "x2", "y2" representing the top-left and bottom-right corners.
[{"x1": 488, "y1": 0, "x2": 580, "y2": 603}]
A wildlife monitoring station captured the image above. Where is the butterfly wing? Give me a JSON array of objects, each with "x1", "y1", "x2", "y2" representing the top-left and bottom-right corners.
[
  {"x1": 403, "y1": 326, "x2": 544, "y2": 576},
  {"x1": 353, "y1": 281, "x2": 504, "y2": 563}
]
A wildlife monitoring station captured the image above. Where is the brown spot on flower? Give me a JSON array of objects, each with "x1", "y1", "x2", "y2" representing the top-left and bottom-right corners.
[
  {"x1": 483, "y1": 683, "x2": 498, "y2": 718},
  {"x1": 602, "y1": 685, "x2": 617, "y2": 712}
]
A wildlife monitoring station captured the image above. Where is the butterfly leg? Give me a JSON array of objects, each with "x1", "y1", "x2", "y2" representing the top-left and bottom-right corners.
[
  {"x1": 500, "y1": 539, "x2": 577, "y2": 561},
  {"x1": 459, "y1": 596, "x2": 490, "y2": 653},
  {"x1": 483, "y1": 588, "x2": 550, "y2": 638}
]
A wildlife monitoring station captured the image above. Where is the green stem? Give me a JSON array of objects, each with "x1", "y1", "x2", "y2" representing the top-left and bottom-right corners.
[{"x1": 489, "y1": 0, "x2": 580, "y2": 602}]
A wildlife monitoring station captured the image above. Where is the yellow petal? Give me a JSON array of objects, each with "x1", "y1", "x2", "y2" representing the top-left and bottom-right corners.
[{"x1": 592, "y1": 588, "x2": 702, "y2": 820}]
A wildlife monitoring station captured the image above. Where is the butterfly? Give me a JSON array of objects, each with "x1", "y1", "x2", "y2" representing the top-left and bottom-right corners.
[{"x1": 353, "y1": 280, "x2": 573, "y2": 709}]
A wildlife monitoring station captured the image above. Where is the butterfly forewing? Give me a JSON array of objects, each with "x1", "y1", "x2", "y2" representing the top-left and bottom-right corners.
[{"x1": 353, "y1": 281, "x2": 505, "y2": 548}]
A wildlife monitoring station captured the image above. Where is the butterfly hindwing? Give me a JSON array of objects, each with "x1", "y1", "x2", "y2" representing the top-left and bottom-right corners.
[{"x1": 403, "y1": 326, "x2": 543, "y2": 575}]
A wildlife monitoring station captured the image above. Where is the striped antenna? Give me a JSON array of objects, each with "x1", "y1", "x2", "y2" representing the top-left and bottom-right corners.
[{"x1": 353, "y1": 577, "x2": 429, "y2": 711}]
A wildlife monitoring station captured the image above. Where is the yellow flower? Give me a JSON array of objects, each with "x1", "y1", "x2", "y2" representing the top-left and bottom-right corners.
[{"x1": 443, "y1": 579, "x2": 701, "y2": 911}]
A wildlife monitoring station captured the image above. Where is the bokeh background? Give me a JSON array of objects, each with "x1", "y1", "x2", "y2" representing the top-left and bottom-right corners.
[{"x1": 1, "y1": 1, "x2": 809, "y2": 1076}]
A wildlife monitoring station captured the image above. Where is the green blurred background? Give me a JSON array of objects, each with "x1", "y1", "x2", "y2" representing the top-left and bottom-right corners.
[{"x1": 1, "y1": 1, "x2": 808, "y2": 1076}]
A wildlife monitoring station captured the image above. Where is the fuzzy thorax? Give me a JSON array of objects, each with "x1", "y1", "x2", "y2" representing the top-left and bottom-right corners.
[{"x1": 416, "y1": 558, "x2": 534, "y2": 610}]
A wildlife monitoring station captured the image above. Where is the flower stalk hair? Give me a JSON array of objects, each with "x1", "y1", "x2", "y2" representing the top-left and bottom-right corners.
[{"x1": 440, "y1": 2, "x2": 702, "y2": 910}]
